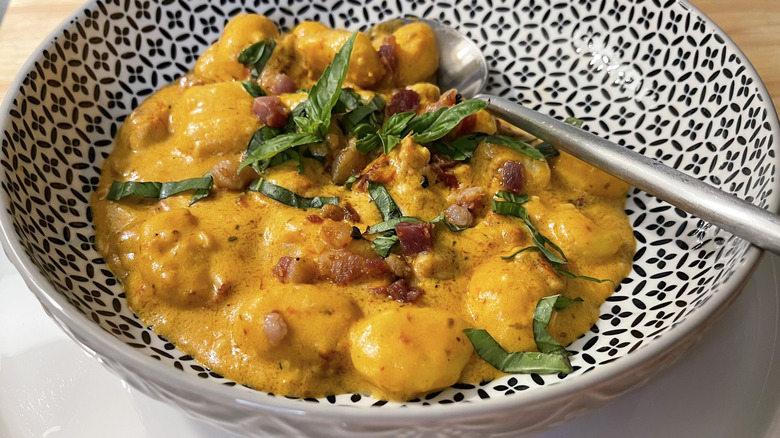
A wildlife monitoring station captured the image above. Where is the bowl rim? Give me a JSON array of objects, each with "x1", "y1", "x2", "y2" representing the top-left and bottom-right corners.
[{"x1": 0, "y1": 0, "x2": 778, "y2": 424}]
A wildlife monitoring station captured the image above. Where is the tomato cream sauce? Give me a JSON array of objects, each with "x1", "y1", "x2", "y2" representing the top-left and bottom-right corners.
[{"x1": 91, "y1": 14, "x2": 635, "y2": 400}]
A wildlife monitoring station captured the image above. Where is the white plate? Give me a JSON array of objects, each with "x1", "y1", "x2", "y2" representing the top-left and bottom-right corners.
[{"x1": 2, "y1": 247, "x2": 779, "y2": 437}]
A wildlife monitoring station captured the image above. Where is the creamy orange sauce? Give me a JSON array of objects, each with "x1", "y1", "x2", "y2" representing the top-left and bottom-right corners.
[{"x1": 91, "y1": 15, "x2": 635, "y2": 400}]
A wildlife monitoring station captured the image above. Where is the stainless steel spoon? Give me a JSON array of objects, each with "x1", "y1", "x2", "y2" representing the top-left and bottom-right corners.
[{"x1": 425, "y1": 19, "x2": 780, "y2": 256}]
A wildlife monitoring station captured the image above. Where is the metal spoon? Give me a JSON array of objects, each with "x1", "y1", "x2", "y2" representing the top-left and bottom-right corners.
[{"x1": 424, "y1": 18, "x2": 780, "y2": 256}]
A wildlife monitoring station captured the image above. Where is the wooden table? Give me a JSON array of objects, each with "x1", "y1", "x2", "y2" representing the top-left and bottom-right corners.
[{"x1": 0, "y1": 0, "x2": 778, "y2": 114}]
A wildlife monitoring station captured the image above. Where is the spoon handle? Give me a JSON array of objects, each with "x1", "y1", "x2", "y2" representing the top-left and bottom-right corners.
[{"x1": 476, "y1": 93, "x2": 780, "y2": 256}]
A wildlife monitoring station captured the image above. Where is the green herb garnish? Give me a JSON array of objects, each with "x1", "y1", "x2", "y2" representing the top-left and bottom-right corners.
[
  {"x1": 464, "y1": 294, "x2": 582, "y2": 374},
  {"x1": 248, "y1": 179, "x2": 338, "y2": 209},
  {"x1": 238, "y1": 133, "x2": 321, "y2": 173},
  {"x1": 357, "y1": 111, "x2": 416, "y2": 154},
  {"x1": 238, "y1": 39, "x2": 276, "y2": 80},
  {"x1": 241, "y1": 80, "x2": 266, "y2": 98},
  {"x1": 433, "y1": 132, "x2": 488, "y2": 162},
  {"x1": 491, "y1": 191, "x2": 567, "y2": 264},
  {"x1": 410, "y1": 99, "x2": 487, "y2": 143},
  {"x1": 367, "y1": 180, "x2": 403, "y2": 220},
  {"x1": 372, "y1": 232, "x2": 400, "y2": 258},
  {"x1": 107, "y1": 175, "x2": 213, "y2": 205},
  {"x1": 485, "y1": 135, "x2": 545, "y2": 161},
  {"x1": 552, "y1": 265, "x2": 615, "y2": 285},
  {"x1": 296, "y1": 32, "x2": 357, "y2": 138}
]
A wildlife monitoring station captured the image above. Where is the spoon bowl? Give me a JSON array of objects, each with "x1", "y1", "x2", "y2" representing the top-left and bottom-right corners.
[{"x1": 424, "y1": 19, "x2": 780, "y2": 255}]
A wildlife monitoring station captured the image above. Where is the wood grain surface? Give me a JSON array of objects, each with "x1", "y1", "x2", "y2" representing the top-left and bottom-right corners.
[{"x1": 0, "y1": 0, "x2": 777, "y2": 113}]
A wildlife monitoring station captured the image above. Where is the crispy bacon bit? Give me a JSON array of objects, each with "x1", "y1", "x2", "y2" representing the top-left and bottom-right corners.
[
  {"x1": 262, "y1": 312, "x2": 288, "y2": 347},
  {"x1": 455, "y1": 186, "x2": 486, "y2": 211},
  {"x1": 425, "y1": 89, "x2": 458, "y2": 112},
  {"x1": 374, "y1": 279, "x2": 421, "y2": 303},
  {"x1": 318, "y1": 251, "x2": 391, "y2": 284},
  {"x1": 343, "y1": 202, "x2": 361, "y2": 223},
  {"x1": 445, "y1": 204, "x2": 473, "y2": 227},
  {"x1": 502, "y1": 161, "x2": 526, "y2": 194},
  {"x1": 211, "y1": 160, "x2": 258, "y2": 191},
  {"x1": 269, "y1": 73, "x2": 297, "y2": 95},
  {"x1": 253, "y1": 96, "x2": 289, "y2": 128},
  {"x1": 429, "y1": 155, "x2": 460, "y2": 188},
  {"x1": 306, "y1": 214, "x2": 324, "y2": 224},
  {"x1": 273, "y1": 256, "x2": 318, "y2": 284},
  {"x1": 396, "y1": 222, "x2": 433, "y2": 254},
  {"x1": 378, "y1": 35, "x2": 399, "y2": 80},
  {"x1": 387, "y1": 89, "x2": 421, "y2": 116},
  {"x1": 320, "y1": 203, "x2": 345, "y2": 222}
]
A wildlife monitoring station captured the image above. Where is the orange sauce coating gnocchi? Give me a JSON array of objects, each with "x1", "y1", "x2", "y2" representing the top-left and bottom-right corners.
[{"x1": 91, "y1": 15, "x2": 634, "y2": 400}]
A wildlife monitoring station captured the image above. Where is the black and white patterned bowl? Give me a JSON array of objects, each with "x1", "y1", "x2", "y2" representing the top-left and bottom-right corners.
[{"x1": 1, "y1": 0, "x2": 778, "y2": 436}]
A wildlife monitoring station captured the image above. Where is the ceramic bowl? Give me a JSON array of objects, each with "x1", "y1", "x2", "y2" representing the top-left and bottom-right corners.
[{"x1": 1, "y1": 0, "x2": 778, "y2": 436}]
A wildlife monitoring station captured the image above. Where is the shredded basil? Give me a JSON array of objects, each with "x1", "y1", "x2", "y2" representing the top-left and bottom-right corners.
[
  {"x1": 107, "y1": 175, "x2": 213, "y2": 205},
  {"x1": 358, "y1": 111, "x2": 417, "y2": 155},
  {"x1": 534, "y1": 142, "x2": 560, "y2": 159},
  {"x1": 564, "y1": 116, "x2": 584, "y2": 127},
  {"x1": 533, "y1": 295, "x2": 583, "y2": 355},
  {"x1": 333, "y1": 88, "x2": 363, "y2": 113},
  {"x1": 500, "y1": 246, "x2": 539, "y2": 260},
  {"x1": 433, "y1": 133, "x2": 488, "y2": 162},
  {"x1": 297, "y1": 32, "x2": 357, "y2": 138},
  {"x1": 341, "y1": 94, "x2": 385, "y2": 135},
  {"x1": 241, "y1": 80, "x2": 266, "y2": 98},
  {"x1": 492, "y1": 191, "x2": 567, "y2": 264},
  {"x1": 248, "y1": 179, "x2": 338, "y2": 209},
  {"x1": 344, "y1": 174, "x2": 359, "y2": 190},
  {"x1": 238, "y1": 39, "x2": 276, "y2": 80},
  {"x1": 464, "y1": 294, "x2": 582, "y2": 374},
  {"x1": 485, "y1": 135, "x2": 545, "y2": 161},
  {"x1": 367, "y1": 216, "x2": 422, "y2": 234},
  {"x1": 463, "y1": 329, "x2": 573, "y2": 374},
  {"x1": 411, "y1": 99, "x2": 487, "y2": 143},
  {"x1": 367, "y1": 180, "x2": 403, "y2": 221},
  {"x1": 553, "y1": 265, "x2": 615, "y2": 285},
  {"x1": 372, "y1": 232, "x2": 399, "y2": 258},
  {"x1": 239, "y1": 133, "x2": 321, "y2": 173},
  {"x1": 429, "y1": 212, "x2": 469, "y2": 232}
]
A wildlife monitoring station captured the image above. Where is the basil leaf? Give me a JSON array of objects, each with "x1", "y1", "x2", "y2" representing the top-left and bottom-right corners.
[
  {"x1": 238, "y1": 39, "x2": 276, "y2": 80},
  {"x1": 491, "y1": 192, "x2": 567, "y2": 264},
  {"x1": 534, "y1": 142, "x2": 560, "y2": 159},
  {"x1": 341, "y1": 94, "x2": 385, "y2": 135},
  {"x1": 241, "y1": 80, "x2": 265, "y2": 98},
  {"x1": 367, "y1": 216, "x2": 422, "y2": 234},
  {"x1": 107, "y1": 175, "x2": 213, "y2": 205},
  {"x1": 500, "y1": 246, "x2": 539, "y2": 260},
  {"x1": 302, "y1": 32, "x2": 357, "y2": 137},
  {"x1": 283, "y1": 102, "x2": 308, "y2": 134},
  {"x1": 238, "y1": 133, "x2": 320, "y2": 172},
  {"x1": 367, "y1": 180, "x2": 403, "y2": 220},
  {"x1": 429, "y1": 212, "x2": 469, "y2": 232},
  {"x1": 553, "y1": 266, "x2": 615, "y2": 285},
  {"x1": 344, "y1": 174, "x2": 359, "y2": 190},
  {"x1": 411, "y1": 99, "x2": 487, "y2": 144},
  {"x1": 564, "y1": 117, "x2": 584, "y2": 127},
  {"x1": 495, "y1": 190, "x2": 530, "y2": 205},
  {"x1": 355, "y1": 133, "x2": 382, "y2": 154},
  {"x1": 248, "y1": 179, "x2": 338, "y2": 209},
  {"x1": 247, "y1": 126, "x2": 280, "y2": 155},
  {"x1": 333, "y1": 88, "x2": 363, "y2": 113},
  {"x1": 433, "y1": 133, "x2": 487, "y2": 162},
  {"x1": 533, "y1": 295, "x2": 583, "y2": 355},
  {"x1": 463, "y1": 328, "x2": 573, "y2": 374},
  {"x1": 372, "y1": 232, "x2": 399, "y2": 257},
  {"x1": 485, "y1": 135, "x2": 545, "y2": 161},
  {"x1": 379, "y1": 111, "x2": 416, "y2": 155},
  {"x1": 403, "y1": 107, "x2": 446, "y2": 137}
]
